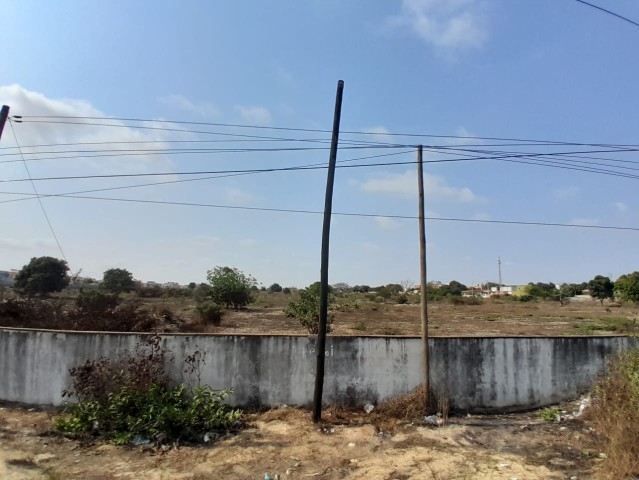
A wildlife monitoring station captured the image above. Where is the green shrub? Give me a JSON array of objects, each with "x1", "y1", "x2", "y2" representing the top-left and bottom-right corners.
[
  {"x1": 284, "y1": 282, "x2": 334, "y2": 334},
  {"x1": 75, "y1": 290, "x2": 119, "y2": 315},
  {"x1": 196, "y1": 301, "x2": 225, "y2": 326},
  {"x1": 56, "y1": 335, "x2": 241, "y2": 444}
]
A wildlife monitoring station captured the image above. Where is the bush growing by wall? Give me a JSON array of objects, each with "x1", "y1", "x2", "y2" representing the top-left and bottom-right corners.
[
  {"x1": 588, "y1": 349, "x2": 639, "y2": 479},
  {"x1": 55, "y1": 335, "x2": 242, "y2": 444}
]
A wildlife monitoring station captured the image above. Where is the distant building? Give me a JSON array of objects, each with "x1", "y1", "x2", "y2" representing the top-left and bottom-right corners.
[{"x1": 0, "y1": 269, "x2": 18, "y2": 286}]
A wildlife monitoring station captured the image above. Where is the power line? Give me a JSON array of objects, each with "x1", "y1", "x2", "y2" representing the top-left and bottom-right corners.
[
  {"x1": 4, "y1": 148, "x2": 639, "y2": 184},
  {"x1": 0, "y1": 150, "x2": 414, "y2": 204},
  {"x1": 8, "y1": 120, "x2": 68, "y2": 263},
  {"x1": 18, "y1": 192, "x2": 639, "y2": 233},
  {"x1": 573, "y1": 0, "x2": 639, "y2": 28},
  {"x1": 13, "y1": 115, "x2": 639, "y2": 150},
  {"x1": 0, "y1": 144, "x2": 408, "y2": 164}
]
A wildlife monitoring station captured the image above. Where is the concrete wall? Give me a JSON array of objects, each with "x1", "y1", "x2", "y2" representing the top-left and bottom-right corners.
[{"x1": 0, "y1": 328, "x2": 636, "y2": 412}]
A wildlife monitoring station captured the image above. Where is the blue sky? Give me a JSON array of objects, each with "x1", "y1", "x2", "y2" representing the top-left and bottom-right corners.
[{"x1": 2, "y1": 0, "x2": 639, "y2": 288}]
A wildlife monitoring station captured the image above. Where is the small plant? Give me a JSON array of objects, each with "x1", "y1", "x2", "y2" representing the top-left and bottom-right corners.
[
  {"x1": 196, "y1": 301, "x2": 225, "y2": 326},
  {"x1": 540, "y1": 407, "x2": 560, "y2": 422}
]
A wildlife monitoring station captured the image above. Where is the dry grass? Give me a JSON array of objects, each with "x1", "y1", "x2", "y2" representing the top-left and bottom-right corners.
[{"x1": 587, "y1": 349, "x2": 639, "y2": 479}]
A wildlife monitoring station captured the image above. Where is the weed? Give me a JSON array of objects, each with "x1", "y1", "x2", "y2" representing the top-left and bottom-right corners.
[{"x1": 540, "y1": 407, "x2": 560, "y2": 422}]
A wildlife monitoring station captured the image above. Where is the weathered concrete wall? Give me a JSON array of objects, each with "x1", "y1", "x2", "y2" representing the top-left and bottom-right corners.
[{"x1": 0, "y1": 328, "x2": 636, "y2": 412}]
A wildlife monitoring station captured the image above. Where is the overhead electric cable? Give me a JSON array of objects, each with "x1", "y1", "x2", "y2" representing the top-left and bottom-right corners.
[
  {"x1": 573, "y1": 0, "x2": 639, "y2": 28},
  {"x1": 17, "y1": 192, "x2": 639, "y2": 233},
  {"x1": 8, "y1": 120, "x2": 68, "y2": 262},
  {"x1": 0, "y1": 150, "x2": 415, "y2": 204},
  {"x1": 14, "y1": 114, "x2": 639, "y2": 149}
]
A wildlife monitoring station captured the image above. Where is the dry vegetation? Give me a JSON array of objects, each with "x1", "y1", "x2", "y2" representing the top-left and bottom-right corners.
[{"x1": 2, "y1": 289, "x2": 639, "y2": 336}]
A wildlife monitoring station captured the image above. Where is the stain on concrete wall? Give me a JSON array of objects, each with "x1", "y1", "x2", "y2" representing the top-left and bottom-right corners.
[{"x1": 0, "y1": 328, "x2": 636, "y2": 412}]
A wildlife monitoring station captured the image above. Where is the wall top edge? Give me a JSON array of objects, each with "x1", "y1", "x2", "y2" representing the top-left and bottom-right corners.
[{"x1": 0, "y1": 327, "x2": 634, "y2": 340}]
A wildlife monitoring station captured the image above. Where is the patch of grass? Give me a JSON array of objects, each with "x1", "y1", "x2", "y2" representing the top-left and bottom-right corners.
[
  {"x1": 353, "y1": 321, "x2": 367, "y2": 332},
  {"x1": 540, "y1": 407, "x2": 560, "y2": 422},
  {"x1": 574, "y1": 317, "x2": 638, "y2": 335},
  {"x1": 485, "y1": 314, "x2": 501, "y2": 322}
]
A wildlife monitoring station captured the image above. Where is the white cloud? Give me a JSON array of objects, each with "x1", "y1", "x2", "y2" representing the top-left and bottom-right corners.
[
  {"x1": 570, "y1": 218, "x2": 600, "y2": 226},
  {"x1": 387, "y1": 0, "x2": 487, "y2": 51},
  {"x1": 0, "y1": 237, "x2": 56, "y2": 250},
  {"x1": 193, "y1": 235, "x2": 222, "y2": 247},
  {"x1": 159, "y1": 94, "x2": 220, "y2": 118},
  {"x1": 362, "y1": 126, "x2": 393, "y2": 144},
  {"x1": 615, "y1": 201, "x2": 628, "y2": 213},
  {"x1": 225, "y1": 187, "x2": 255, "y2": 205},
  {"x1": 234, "y1": 105, "x2": 272, "y2": 125},
  {"x1": 374, "y1": 216, "x2": 403, "y2": 230},
  {"x1": 553, "y1": 186, "x2": 580, "y2": 200},
  {"x1": 359, "y1": 170, "x2": 482, "y2": 203},
  {"x1": 0, "y1": 84, "x2": 173, "y2": 175}
]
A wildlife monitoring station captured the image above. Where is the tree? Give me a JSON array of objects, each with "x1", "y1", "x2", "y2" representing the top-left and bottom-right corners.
[
  {"x1": 589, "y1": 275, "x2": 614, "y2": 305},
  {"x1": 614, "y1": 272, "x2": 639, "y2": 302},
  {"x1": 284, "y1": 282, "x2": 334, "y2": 334},
  {"x1": 14, "y1": 256, "x2": 70, "y2": 296},
  {"x1": 524, "y1": 282, "x2": 558, "y2": 300},
  {"x1": 268, "y1": 283, "x2": 283, "y2": 293},
  {"x1": 353, "y1": 285, "x2": 370, "y2": 293},
  {"x1": 331, "y1": 282, "x2": 351, "y2": 293},
  {"x1": 206, "y1": 266, "x2": 256, "y2": 309},
  {"x1": 102, "y1": 268, "x2": 135, "y2": 294}
]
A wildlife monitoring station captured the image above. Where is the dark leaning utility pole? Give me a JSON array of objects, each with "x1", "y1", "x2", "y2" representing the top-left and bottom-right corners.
[
  {"x1": 0, "y1": 105, "x2": 10, "y2": 141},
  {"x1": 312, "y1": 80, "x2": 344, "y2": 423},
  {"x1": 417, "y1": 145, "x2": 430, "y2": 409}
]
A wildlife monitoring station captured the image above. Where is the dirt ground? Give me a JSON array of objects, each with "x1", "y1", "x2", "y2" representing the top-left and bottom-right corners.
[
  {"x1": 0, "y1": 399, "x2": 605, "y2": 480},
  {"x1": 202, "y1": 296, "x2": 639, "y2": 337}
]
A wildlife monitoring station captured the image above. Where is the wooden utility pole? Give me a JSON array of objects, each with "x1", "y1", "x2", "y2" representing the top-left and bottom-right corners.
[
  {"x1": 0, "y1": 105, "x2": 10, "y2": 141},
  {"x1": 312, "y1": 80, "x2": 345, "y2": 423},
  {"x1": 417, "y1": 145, "x2": 430, "y2": 409}
]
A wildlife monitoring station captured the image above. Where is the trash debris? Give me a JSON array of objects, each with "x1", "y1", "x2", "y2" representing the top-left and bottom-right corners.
[
  {"x1": 132, "y1": 435, "x2": 151, "y2": 445},
  {"x1": 364, "y1": 403, "x2": 375, "y2": 413},
  {"x1": 265, "y1": 473, "x2": 271, "y2": 480},
  {"x1": 425, "y1": 415, "x2": 443, "y2": 426},
  {"x1": 348, "y1": 442, "x2": 356, "y2": 447}
]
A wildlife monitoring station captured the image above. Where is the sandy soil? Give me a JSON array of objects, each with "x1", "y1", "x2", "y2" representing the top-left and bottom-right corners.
[
  {"x1": 0, "y1": 400, "x2": 604, "y2": 480},
  {"x1": 206, "y1": 298, "x2": 639, "y2": 337}
]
